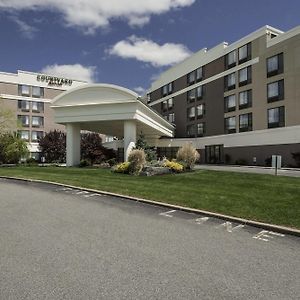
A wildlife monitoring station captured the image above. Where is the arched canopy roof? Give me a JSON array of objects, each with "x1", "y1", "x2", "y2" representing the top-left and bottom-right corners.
[{"x1": 51, "y1": 84, "x2": 174, "y2": 138}]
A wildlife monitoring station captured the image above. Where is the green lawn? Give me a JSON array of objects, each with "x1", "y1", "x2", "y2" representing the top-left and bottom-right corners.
[{"x1": 0, "y1": 166, "x2": 299, "y2": 229}]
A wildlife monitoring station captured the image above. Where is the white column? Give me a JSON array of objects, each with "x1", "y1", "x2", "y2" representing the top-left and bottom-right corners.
[
  {"x1": 66, "y1": 123, "x2": 81, "y2": 167},
  {"x1": 124, "y1": 120, "x2": 136, "y2": 161}
]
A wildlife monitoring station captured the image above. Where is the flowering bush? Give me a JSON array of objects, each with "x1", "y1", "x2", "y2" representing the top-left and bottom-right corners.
[
  {"x1": 163, "y1": 160, "x2": 184, "y2": 173},
  {"x1": 114, "y1": 162, "x2": 131, "y2": 174}
]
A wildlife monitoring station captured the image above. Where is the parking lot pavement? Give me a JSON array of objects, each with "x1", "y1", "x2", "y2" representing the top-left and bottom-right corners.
[
  {"x1": 0, "y1": 179, "x2": 299, "y2": 300},
  {"x1": 195, "y1": 164, "x2": 300, "y2": 177}
]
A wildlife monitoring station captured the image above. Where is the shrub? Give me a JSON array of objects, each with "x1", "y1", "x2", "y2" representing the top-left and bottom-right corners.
[
  {"x1": 176, "y1": 143, "x2": 200, "y2": 170},
  {"x1": 235, "y1": 159, "x2": 248, "y2": 165},
  {"x1": 163, "y1": 160, "x2": 183, "y2": 173},
  {"x1": 106, "y1": 158, "x2": 117, "y2": 166},
  {"x1": 114, "y1": 162, "x2": 131, "y2": 174},
  {"x1": 79, "y1": 159, "x2": 90, "y2": 168},
  {"x1": 128, "y1": 149, "x2": 146, "y2": 175},
  {"x1": 26, "y1": 157, "x2": 38, "y2": 166}
]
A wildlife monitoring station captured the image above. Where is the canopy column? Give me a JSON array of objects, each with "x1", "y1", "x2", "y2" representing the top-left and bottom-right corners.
[
  {"x1": 124, "y1": 120, "x2": 136, "y2": 161},
  {"x1": 66, "y1": 123, "x2": 81, "y2": 167}
]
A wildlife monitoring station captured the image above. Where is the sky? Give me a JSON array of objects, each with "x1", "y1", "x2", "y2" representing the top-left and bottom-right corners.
[{"x1": 0, "y1": 0, "x2": 299, "y2": 95}]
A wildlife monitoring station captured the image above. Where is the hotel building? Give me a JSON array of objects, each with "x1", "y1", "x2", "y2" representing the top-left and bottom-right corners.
[
  {"x1": 147, "y1": 25, "x2": 300, "y2": 166},
  {"x1": 0, "y1": 70, "x2": 87, "y2": 159}
]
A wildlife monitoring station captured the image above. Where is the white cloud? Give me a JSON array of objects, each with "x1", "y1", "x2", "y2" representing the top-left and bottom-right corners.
[
  {"x1": 9, "y1": 15, "x2": 37, "y2": 39},
  {"x1": 0, "y1": 0, "x2": 195, "y2": 33},
  {"x1": 133, "y1": 86, "x2": 146, "y2": 95},
  {"x1": 108, "y1": 36, "x2": 191, "y2": 67},
  {"x1": 40, "y1": 64, "x2": 96, "y2": 82}
]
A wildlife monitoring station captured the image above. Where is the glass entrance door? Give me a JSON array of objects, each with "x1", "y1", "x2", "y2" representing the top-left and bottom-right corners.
[{"x1": 205, "y1": 144, "x2": 224, "y2": 164}]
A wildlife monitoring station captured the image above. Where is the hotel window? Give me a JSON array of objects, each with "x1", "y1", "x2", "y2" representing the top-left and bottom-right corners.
[
  {"x1": 239, "y1": 113, "x2": 252, "y2": 132},
  {"x1": 18, "y1": 100, "x2": 30, "y2": 112},
  {"x1": 224, "y1": 72, "x2": 236, "y2": 91},
  {"x1": 225, "y1": 116, "x2": 236, "y2": 134},
  {"x1": 18, "y1": 115, "x2": 29, "y2": 127},
  {"x1": 32, "y1": 86, "x2": 44, "y2": 98},
  {"x1": 197, "y1": 122, "x2": 205, "y2": 137},
  {"x1": 168, "y1": 113, "x2": 175, "y2": 123},
  {"x1": 187, "y1": 124, "x2": 196, "y2": 137},
  {"x1": 162, "y1": 85, "x2": 168, "y2": 97},
  {"x1": 239, "y1": 90, "x2": 252, "y2": 109},
  {"x1": 31, "y1": 131, "x2": 44, "y2": 142},
  {"x1": 168, "y1": 98, "x2": 174, "y2": 109},
  {"x1": 197, "y1": 104, "x2": 205, "y2": 118},
  {"x1": 18, "y1": 130, "x2": 29, "y2": 141},
  {"x1": 147, "y1": 94, "x2": 151, "y2": 103},
  {"x1": 238, "y1": 43, "x2": 251, "y2": 64},
  {"x1": 187, "y1": 106, "x2": 196, "y2": 121},
  {"x1": 224, "y1": 94, "x2": 236, "y2": 112},
  {"x1": 268, "y1": 106, "x2": 285, "y2": 128},
  {"x1": 196, "y1": 67, "x2": 203, "y2": 81},
  {"x1": 267, "y1": 53, "x2": 283, "y2": 77},
  {"x1": 187, "y1": 89, "x2": 196, "y2": 103},
  {"x1": 239, "y1": 66, "x2": 251, "y2": 86},
  {"x1": 32, "y1": 101, "x2": 44, "y2": 113},
  {"x1": 168, "y1": 82, "x2": 173, "y2": 94},
  {"x1": 196, "y1": 85, "x2": 204, "y2": 100},
  {"x1": 161, "y1": 100, "x2": 168, "y2": 112},
  {"x1": 187, "y1": 71, "x2": 195, "y2": 85},
  {"x1": 18, "y1": 85, "x2": 30, "y2": 96},
  {"x1": 226, "y1": 50, "x2": 236, "y2": 69},
  {"x1": 32, "y1": 116, "x2": 44, "y2": 127},
  {"x1": 267, "y1": 80, "x2": 284, "y2": 102}
]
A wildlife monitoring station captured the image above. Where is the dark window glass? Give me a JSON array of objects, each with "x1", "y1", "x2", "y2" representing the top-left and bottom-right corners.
[
  {"x1": 267, "y1": 53, "x2": 283, "y2": 77},
  {"x1": 224, "y1": 94, "x2": 236, "y2": 112},
  {"x1": 225, "y1": 116, "x2": 236, "y2": 134},
  {"x1": 238, "y1": 43, "x2": 251, "y2": 64},
  {"x1": 18, "y1": 100, "x2": 30, "y2": 112},
  {"x1": 197, "y1": 122, "x2": 205, "y2": 137},
  {"x1": 187, "y1": 89, "x2": 196, "y2": 103},
  {"x1": 267, "y1": 80, "x2": 284, "y2": 102},
  {"x1": 225, "y1": 50, "x2": 236, "y2": 69},
  {"x1": 239, "y1": 113, "x2": 253, "y2": 132},
  {"x1": 187, "y1": 106, "x2": 196, "y2": 121},
  {"x1": 268, "y1": 106, "x2": 285, "y2": 128},
  {"x1": 239, "y1": 66, "x2": 252, "y2": 86},
  {"x1": 224, "y1": 73, "x2": 236, "y2": 91},
  {"x1": 239, "y1": 90, "x2": 252, "y2": 109},
  {"x1": 187, "y1": 124, "x2": 196, "y2": 137}
]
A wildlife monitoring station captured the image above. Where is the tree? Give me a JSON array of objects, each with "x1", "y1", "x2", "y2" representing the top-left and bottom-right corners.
[
  {"x1": 134, "y1": 133, "x2": 157, "y2": 161},
  {"x1": 0, "y1": 99, "x2": 16, "y2": 134},
  {"x1": 81, "y1": 132, "x2": 116, "y2": 164},
  {"x1": 0, "y1": 133, "x2": 29, "y2": 164},
  {"x1": 39, "y1": 130, "x2": 66, "y2": 163},
  {"x1": 39, "y1": 131, "x2": 116, "y2": 164}
]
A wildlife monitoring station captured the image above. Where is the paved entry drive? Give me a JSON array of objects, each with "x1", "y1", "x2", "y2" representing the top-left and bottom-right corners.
[{"x1": 0, "y1": 179, "x2": 299, "y2": 299}]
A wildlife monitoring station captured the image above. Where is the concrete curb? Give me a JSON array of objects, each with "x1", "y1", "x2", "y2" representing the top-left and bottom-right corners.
[{"x1": 1, "y1": 175, "x2": 300, "y2": 238}]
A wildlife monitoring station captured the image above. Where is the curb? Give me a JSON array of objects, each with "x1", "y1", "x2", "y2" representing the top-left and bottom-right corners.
[{"x1": 1, "y1": 175, "x2": 300, "y2": 238}]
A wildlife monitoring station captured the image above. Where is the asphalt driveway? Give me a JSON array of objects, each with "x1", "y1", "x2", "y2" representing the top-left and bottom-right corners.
[{"x1": 0, "y1": 179, "x2": 299, "y2": 299}]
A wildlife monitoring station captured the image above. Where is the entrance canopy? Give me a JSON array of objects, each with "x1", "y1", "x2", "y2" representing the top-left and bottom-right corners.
[{"x1": 51, "y1": 84, "x2": 174, "y2": 166}]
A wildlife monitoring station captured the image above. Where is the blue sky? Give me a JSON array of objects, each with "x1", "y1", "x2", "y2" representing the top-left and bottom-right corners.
[{"x1": 0, "y1": 0, "x2": 299, "y2": 94}]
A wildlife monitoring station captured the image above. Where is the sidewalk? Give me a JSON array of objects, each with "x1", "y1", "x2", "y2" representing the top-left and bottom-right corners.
[{"x1": 195, "y1": 164, "x2": 300, "y2": 177}]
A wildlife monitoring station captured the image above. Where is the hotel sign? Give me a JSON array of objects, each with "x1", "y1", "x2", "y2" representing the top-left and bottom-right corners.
[{"x1": 37, "y1": 74, "x2": 73, "y2": 86}]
